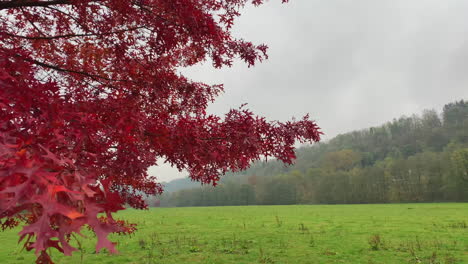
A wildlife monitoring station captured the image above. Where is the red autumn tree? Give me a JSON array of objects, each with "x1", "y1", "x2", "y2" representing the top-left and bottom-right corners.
[{"x1": 0, "y1": 0, "x2": 321, "y2": 263}]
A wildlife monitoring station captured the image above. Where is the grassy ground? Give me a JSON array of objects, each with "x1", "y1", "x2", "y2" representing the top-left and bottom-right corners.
[{"x1": 1, "y1": 203, "x2": 467, "y2": 264}]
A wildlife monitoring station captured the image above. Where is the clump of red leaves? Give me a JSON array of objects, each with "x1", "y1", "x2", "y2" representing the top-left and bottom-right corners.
[{"x1": 0, "y1": 1, "x2": 321, "y2": 263}]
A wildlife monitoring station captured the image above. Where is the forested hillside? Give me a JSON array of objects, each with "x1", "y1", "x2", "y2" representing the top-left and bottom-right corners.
[{"x1": 152, "y1": 100, "x2": 468, "y2": 207}]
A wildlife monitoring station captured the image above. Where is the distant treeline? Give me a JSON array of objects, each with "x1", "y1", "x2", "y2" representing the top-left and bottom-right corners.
[{"x1": 150, "y1": 100, "x2": 468, "y2": 207}]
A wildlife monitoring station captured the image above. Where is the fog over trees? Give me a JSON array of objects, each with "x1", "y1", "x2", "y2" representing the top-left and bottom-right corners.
[{"x1": 152, "y1": 100, "x2": 468, "y2": 206}]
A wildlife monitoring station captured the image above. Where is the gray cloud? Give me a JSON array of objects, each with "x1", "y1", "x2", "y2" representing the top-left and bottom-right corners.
[{"x1": 150, "y1": 0, "x2": 468, "y2": 182}]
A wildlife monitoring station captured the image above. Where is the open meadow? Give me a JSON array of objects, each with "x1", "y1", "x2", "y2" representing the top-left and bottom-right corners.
[{"x1": 1, "y1": 203, "x2": 467, "y2": 264}]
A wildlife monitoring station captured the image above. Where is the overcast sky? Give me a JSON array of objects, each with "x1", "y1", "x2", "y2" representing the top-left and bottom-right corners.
[{"x1": 150, "y1": 0, "x2": 468, "y2": 182}]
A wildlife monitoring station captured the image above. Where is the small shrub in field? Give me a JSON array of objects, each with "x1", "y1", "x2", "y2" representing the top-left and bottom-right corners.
[
  {"x1": 299, "y1": 223, "x2": 309, "y2": 234},
  {"x1": 322, "y1": 249, "x2": 337, "y2": 256},
  {"x1": 444, "y1": 254, "x2": 457, "y2": 264},
  {"x1": 448, "y1": 221, "x2": 467, "y2": 229},
  {"x1": 275, "y1": 215, "x2": 283, "y2": 227},
  {"x1": 368, "y1": 234, "x2": 383, "y2": 250},
  {"x1": 258, "y1": 247, "x2": 275, "y2": 264},
  {"x1": 189, "y1": 246, "x2": 201, "y2": 253},
  {"x1": 138, "y1": 238, "x2": 147, "y2": 249},
  {"x1": 428, "y1": 251, "x2": 439, "y2": 264},
  {"x1": 309, "y1": 235, "x2": 316, "y2": 247}
]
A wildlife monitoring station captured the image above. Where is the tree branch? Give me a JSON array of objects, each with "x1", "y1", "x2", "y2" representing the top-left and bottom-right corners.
[
  {"x1": 0, "y1": 0, "x2": 72, "y2": 10},
  {"x1": 21, "y1": 56, "x2": 131, "y2": 83},
  {"x1": 3, "y1": 26, "x2": 146, "y2": 40}
]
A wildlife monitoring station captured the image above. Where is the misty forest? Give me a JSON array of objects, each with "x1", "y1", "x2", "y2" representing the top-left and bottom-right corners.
[{"x1": 154, "y1": 100, "x2": 468, "y2": 207}]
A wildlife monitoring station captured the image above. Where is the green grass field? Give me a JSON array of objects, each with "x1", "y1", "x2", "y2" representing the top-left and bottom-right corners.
[{"x1": 1, "y1": 203, "x2": 467, "y2": 264}]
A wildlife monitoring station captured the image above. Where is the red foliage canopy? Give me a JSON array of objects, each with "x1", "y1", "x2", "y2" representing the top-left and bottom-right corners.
[{"x1": 0, "y1": 0, "x2": 321, "y2": 263}]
